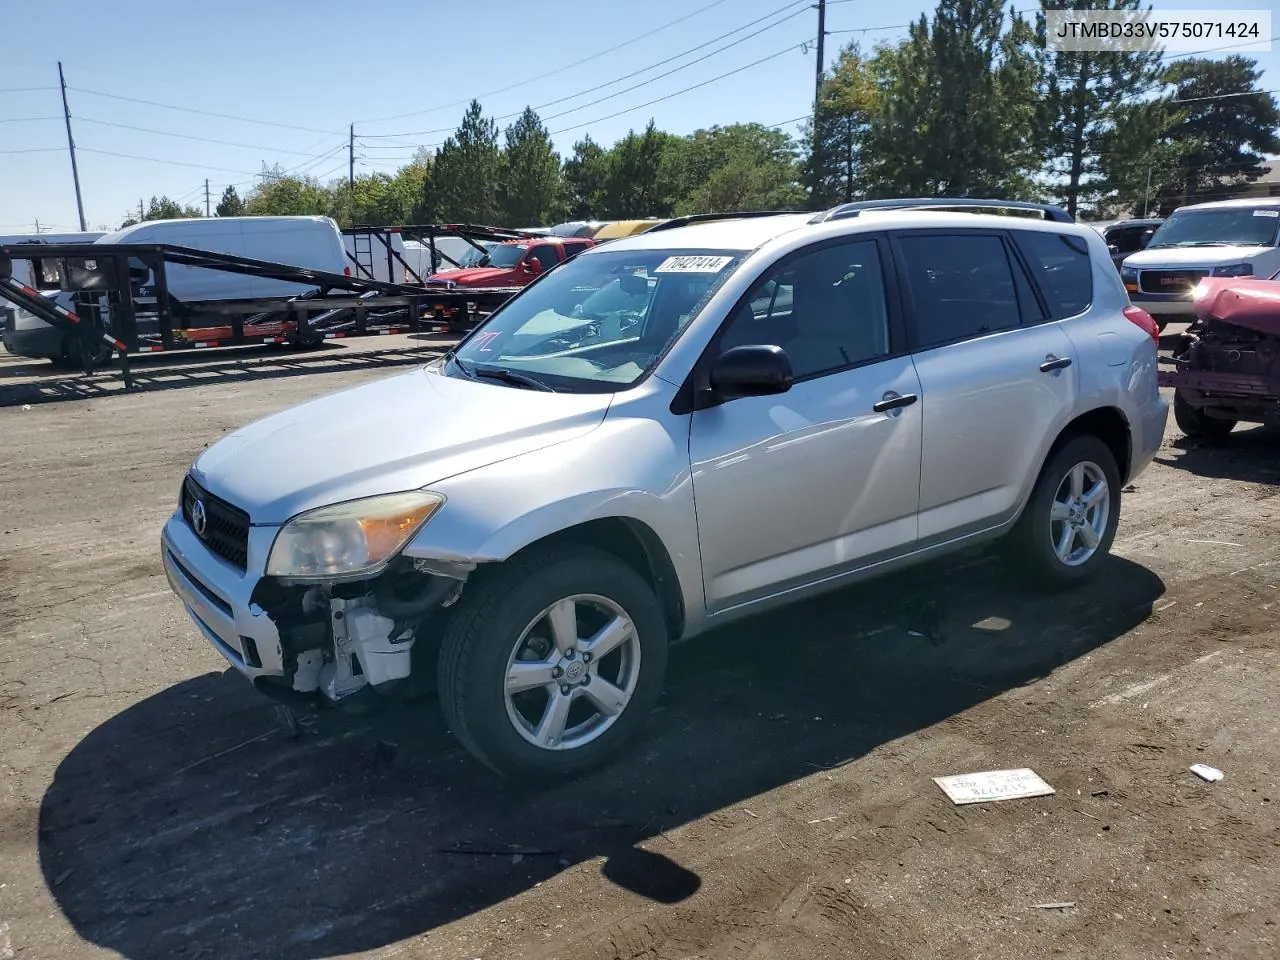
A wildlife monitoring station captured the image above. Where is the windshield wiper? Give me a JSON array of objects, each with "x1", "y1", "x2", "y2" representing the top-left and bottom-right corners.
[{"x1": 472, "y1": 365, "x2": 557, "y2": 392}]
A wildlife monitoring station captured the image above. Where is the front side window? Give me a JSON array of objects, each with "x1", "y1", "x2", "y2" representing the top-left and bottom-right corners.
[
  {"x1": 1147, "y1": 208, "x2": 1280, "y2": 248},
  {"x1": 480, "y1": 243, "x2": 527, "y2": 268},
  {"x1": 717, "y1": 239, "x2": 891, "y2": 378},
  {"x1": 896, "y1": 234, "x2": 1022, "y2": 349},
  {"x1": 447, "y1": 248, "x2": 744, "y2": 392},
  {"x1": 527, "y1": 246, "x2": 560, "y2": 271}
]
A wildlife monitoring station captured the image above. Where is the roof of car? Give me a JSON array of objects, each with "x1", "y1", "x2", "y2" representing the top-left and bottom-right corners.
[
  {"x1": 1174, "y1": 197, "x2": 1280, "y2": 212},
  {"x1": 588, "y1": 208, "x2": 1095, "y2": 255}
]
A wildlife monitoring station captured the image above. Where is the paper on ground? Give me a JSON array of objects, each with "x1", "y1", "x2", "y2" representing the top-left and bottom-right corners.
[
  {"x1": 1190, "y1": 763, "x2": 1223, "y2": 782},
  {"x1": 933, "y1": 768, "x2": 1056, "y2": 805}
]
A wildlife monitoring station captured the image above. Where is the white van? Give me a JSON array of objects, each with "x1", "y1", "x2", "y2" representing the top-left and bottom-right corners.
[
  {"x1": 3, "y1": 216, "x2": 350, "y2": 363},
  {"x1": 1121, "y1": 197, "x2": 1280, "y2": 329},
  {"x1": 342, "y1": 228, "x2": 409, "y2": 284}
]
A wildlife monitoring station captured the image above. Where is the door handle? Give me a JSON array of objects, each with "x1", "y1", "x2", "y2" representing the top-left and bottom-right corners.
[
  {"x1": 1040, "y1": 355, "x2": 1072, "y2": 372},
  {"x1": 873, "y1": 392, "x2": 918, "y2": 413}
]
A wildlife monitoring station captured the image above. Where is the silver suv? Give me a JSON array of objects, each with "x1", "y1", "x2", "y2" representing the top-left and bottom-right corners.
[{"x1": 161, "y1": 200, "x2": 1170, "y2": 779}]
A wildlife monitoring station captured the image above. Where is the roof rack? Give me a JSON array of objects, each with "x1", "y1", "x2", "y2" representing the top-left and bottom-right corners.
[
  {"x1": 645, "y1": 210, "x2": 806, "y2": 233},
  {"x1": 810, "y1": 198, "x2": 1074, "y2": 224}
]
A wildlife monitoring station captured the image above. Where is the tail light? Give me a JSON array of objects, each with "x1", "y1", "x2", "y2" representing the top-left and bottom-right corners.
[
  {"x1": 343, "y1": 266, "x2": 351, "y2": 277},
  {"x1": 1123, "y1": 304, "x2": 1160, "y2": 344}
]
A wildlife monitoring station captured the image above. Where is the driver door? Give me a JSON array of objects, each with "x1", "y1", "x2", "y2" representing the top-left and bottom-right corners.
[{"x1": 688, "y1": 236, "x2": 923, "y2": 613}]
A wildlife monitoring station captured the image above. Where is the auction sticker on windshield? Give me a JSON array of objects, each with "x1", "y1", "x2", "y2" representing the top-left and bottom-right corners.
[
  {"x1": 655, "y1": 255, "x2": 734, "y2": 273},
  {"x1": 1253, "y1": 210, "x2": 1279, "y2": 218}
]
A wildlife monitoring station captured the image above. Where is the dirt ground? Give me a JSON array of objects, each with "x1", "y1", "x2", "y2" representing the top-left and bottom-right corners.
[{"x1": 1, "y1": 334, "x2": 1277, "y2": 960}]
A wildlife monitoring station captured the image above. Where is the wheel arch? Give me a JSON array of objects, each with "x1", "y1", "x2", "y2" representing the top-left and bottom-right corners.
[
  {"x1": 1047, "y1": 405, "x2": 1133, "y2": 485},
  {"x1": 502, "y1": 517, "x2": 686, "y2": 642}
]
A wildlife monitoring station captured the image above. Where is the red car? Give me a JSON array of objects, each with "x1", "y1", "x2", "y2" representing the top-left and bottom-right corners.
[{"x1": 430, "y1": 236, "x2": 594, "y2": 289}]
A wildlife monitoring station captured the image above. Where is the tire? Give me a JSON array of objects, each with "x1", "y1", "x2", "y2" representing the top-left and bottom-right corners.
[
  {"x1": 1173, "y1": 389, "x2": 1236, "y2": 443},
  {"x1": 436, "y1": 545, "x2": 668, "y2": 780},
  {"x1": 1003, "y1": 434, "x2": 1122, "y2": 590},
  {"x1": 60, "y1": 335, "x2": 115, "y2": 371}
]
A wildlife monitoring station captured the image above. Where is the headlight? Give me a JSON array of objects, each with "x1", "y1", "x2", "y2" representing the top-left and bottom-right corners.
[
  {"x1": 1210, "y1": 263, "x2": 1254, "y2": 277},
  {"x1": 1120, "y1": 266, "x2": 1138, "y2": 283},
  {"x1": 266, "y1": 490, "x2": 445, "y2": 579}
]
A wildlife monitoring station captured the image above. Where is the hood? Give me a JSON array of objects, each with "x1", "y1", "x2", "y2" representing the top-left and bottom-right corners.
[
  {"x1": 191, "y1": 364, "x2": 612, "y2": 523},
  {"x1": 429, "y1": 266, "x2": 518, "y2": 287},
  {"x1": 1123, "y1": 245, "x2": 1272, "y2": 270},
  {"x1": 1193, "y1": 277, "x2": 1280, "y2": 335}
]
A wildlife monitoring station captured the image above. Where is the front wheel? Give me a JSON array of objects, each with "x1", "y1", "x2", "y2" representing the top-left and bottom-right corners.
[
  {"x1": 1003, "y1": 434, "x2": 1122, "y2": 590},
  {"x1": 436, "y1": 546, "x2": 668, "y2": 780},
  {"x1": 1173, "y1": 389, "x2": 1236, "y2": 442}
]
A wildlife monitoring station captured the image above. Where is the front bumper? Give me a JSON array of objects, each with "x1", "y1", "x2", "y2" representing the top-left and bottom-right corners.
[
  {"x1": 1128, "y1": 292, "x2": 1196, "y2": 319},
  {"x1": 161, "y1": 511, "x2": 287, "y2": 683}
]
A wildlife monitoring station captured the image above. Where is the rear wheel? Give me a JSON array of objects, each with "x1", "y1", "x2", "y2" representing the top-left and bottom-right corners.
[
  {"x1": 436, "y1": 545, "x2": 668, "y2": 780},
  {"x1": 1003, "y1": 434, "x2": 1121, "y2": 590},
  {"x1": 1173, "y1": 389, "x2": 1236, "y2": 442},
  {"x1": 58, "y1": 334, "x2": 114, "y2": 371}
]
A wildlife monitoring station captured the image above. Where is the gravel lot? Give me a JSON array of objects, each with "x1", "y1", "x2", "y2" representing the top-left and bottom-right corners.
[{"x1": 1, "y1": 334, "x2": 1277, "y2": 960}]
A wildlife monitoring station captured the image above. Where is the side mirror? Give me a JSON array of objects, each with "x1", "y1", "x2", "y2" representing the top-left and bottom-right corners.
[
  {"x1": 1108, "y1": 243, "x2": 1120, "y2": 255},
  {"x1": 709, "y1": 344, "x2": 792, "y2": 398},
  {"x1": 523, "y1": 259, "x2": 541, "y2": 275}
]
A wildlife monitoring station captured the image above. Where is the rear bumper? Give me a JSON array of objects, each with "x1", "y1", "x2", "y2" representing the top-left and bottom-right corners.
[{"x1": 160, "y1": 511, "x2": 286, "y2": 683}]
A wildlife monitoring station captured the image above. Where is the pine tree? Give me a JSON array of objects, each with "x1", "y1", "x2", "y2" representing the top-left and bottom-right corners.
[
  {"x1": 499, "y1": 107, "x2": 564, "y2": 225},
  {"x1": 423, "y1": 100, "x2": 502, "y2": 223}
]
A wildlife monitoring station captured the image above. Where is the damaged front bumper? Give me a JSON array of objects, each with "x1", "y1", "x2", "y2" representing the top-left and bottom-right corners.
[{"x1": 161, "y1": 510, "x2": 470, "y2": 707}]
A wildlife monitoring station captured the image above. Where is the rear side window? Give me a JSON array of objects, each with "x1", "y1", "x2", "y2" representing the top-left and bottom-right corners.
[
  {"x1": 1013, "y1": 230, "x2": 1093, "y2": 319},
  {"x1": 895, "y1": 234, "x2": 1022, "y2": 349}
]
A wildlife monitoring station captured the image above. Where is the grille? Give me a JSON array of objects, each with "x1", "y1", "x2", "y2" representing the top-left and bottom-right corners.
[
  {"x1": 1140, "y1": 269, "x2": 1207, "y2": 295},
  {"x1": 181, "y1": 475, "x2": 250, "y2": 571}
]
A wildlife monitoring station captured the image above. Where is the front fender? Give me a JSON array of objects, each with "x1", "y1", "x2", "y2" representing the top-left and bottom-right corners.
[{"x1": 401, "y1": 386, "x2": 708, "y2": 632}]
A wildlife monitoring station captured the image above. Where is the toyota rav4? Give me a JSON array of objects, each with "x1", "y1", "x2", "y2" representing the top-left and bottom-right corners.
[{"x1": 161, "y1": 200, "x2": 1169, "y2": 779}]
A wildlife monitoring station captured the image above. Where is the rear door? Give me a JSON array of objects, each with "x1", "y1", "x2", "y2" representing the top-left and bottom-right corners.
[{"x1": 890, "y1": 228, "x2": 1078, "y2": 543}]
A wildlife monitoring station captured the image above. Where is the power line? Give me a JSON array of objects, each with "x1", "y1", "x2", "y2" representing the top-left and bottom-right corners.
[
  {"x1": 0, "y1": 115, "x2": 60, "y2": 123},
  {"x1": 355, "y1": 0, "x2": 738, "y2": 124},
  {"x1": 74, "y1": 116, "x2": 344, "y2": 155},
  {"x1": 77, "y1": 147, "x2": 260, "y2": 176},
  {"x1": 66, "y1": 86, "x2": 332, "y2": 134},
  {"x1": 548, "y1": 39, "x2": 813, "y2": 137},
  {"x1": 0, "y1": 86, "x2": 56, "y2": 93},
  {"x1": 0, "y1": 146, "x2": 63, "y2": 154},
  {"x1": 364, "y1": 0, "x2": 811, "y2": 139}
]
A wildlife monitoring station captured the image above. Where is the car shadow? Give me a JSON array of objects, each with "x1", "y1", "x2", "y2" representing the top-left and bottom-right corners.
[
  {"x1": 39, "y1": 550, "x2": 1164, "y2": 959},
  {"x1": 0, "y1": 338, "x2": 454, "y2": 407},
  {"x1": 1155, "y1": 423, "x2": 1280, "y2": 485}
]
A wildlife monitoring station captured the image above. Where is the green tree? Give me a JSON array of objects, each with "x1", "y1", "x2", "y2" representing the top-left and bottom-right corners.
[
  {"x1": 667, "y1": 123, "x2": 805, "y2": 214},
  {"x1": 1099, "y1": 56, "x2": 1280, "y2": 216},
  {"x1": 243, "y1": 173, "x2": 332, "y2": 216},
  {"x1": 1034, "y1": 0, "x2": 1163, "y2": 218},
  {"x1": 215, "y1": 185, "x2": 245, "y2": 217},
  {"x1": 423, "y1": 100, "x2": 502, "y2": 223},
  {"x1": 866, "y1": 0, "x2": 1041, "y2": 198},
  {"x1": 807, "y1": 42, "x2": 883, "y2": 205},
  {"x1": 597, "y1": 120, "x2": 681, "y2": 218},
  {"x1": 499, "y1": 107, "x2": 564, "y2": 225},
  {"x1": 562, "y1": 136, "x2": 608, "y2": 219}
]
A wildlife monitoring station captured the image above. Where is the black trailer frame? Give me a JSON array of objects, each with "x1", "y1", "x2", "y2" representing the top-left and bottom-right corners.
[
  {"x1": 342, "y1": 223, "x2": 545, "y2": 284},
  {"x1": 0, "y1": 241, "x2": 522, "y2": 387}
]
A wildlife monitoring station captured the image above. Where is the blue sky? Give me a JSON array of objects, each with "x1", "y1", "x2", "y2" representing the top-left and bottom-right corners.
[{"x1": 0, "y1": 0, "x2": 1274, "y2": 232}]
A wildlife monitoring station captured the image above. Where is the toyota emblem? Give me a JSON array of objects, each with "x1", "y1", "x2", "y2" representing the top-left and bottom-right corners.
[{"x1": 191, "y1": 499, "x2": 208, "y2": 537}]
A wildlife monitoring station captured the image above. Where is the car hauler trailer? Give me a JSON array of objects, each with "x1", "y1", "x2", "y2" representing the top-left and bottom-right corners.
[
  {"x1": 342, "y1": 223, "x2": 543, "y2": 284},
  {"x1": 0, "y1": 241, "x2": 522, "y2": 388}
]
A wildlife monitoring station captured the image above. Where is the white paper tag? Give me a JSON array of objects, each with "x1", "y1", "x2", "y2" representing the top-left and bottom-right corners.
[
  {"x1": 1252, "y1": 209, "x2": 1279, "y2": 217},
  {"x1": 1189, "y1": 763, "x2": 1224, "y2": 782},
  {"x1": 654, "y1": 255, "x2": 734, "y2": 273},
  {"x1": 933, "y1": 768, "x2": 1056, "y2": 805}
]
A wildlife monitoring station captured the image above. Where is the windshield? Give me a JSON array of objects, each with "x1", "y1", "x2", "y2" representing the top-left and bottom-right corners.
[
  {"x1": 1147, "y1": 208, "x2": 1280, "y2": 248},
  {"x1": 470, "y1": 243, "x2": 526, "y2": 268},
  {"x1": 447, "y1": 248, "x2": 745, "y2": 392},
  {"x1": 456, "y1": 242, "x2": 495, "y2": 268}
]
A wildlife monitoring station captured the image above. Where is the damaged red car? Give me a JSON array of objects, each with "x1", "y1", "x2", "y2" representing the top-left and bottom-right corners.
[{"x1": 1159, "y1": 275, "x2": 1280, "y2": 440}]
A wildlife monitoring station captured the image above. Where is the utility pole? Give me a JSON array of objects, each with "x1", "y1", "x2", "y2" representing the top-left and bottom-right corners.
[
  {"x1": 58, "y1": 62, "x2": 87, "y2": 232},
  {"x1": 349, "y1": 123, "x2": 355, "y2": 191},
  {"x1": 205, "y1": 178, "x2": 212, "y2": 217},
  {"x1": 1143, "y1": 167, "x2": 1152, "y2": 218},
  {"x1": 809, "y1": 0, "x2": 827, "y2": 205},
  {"x1": 139, "y1": 199, "x2": 144, "y2": 222}
]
